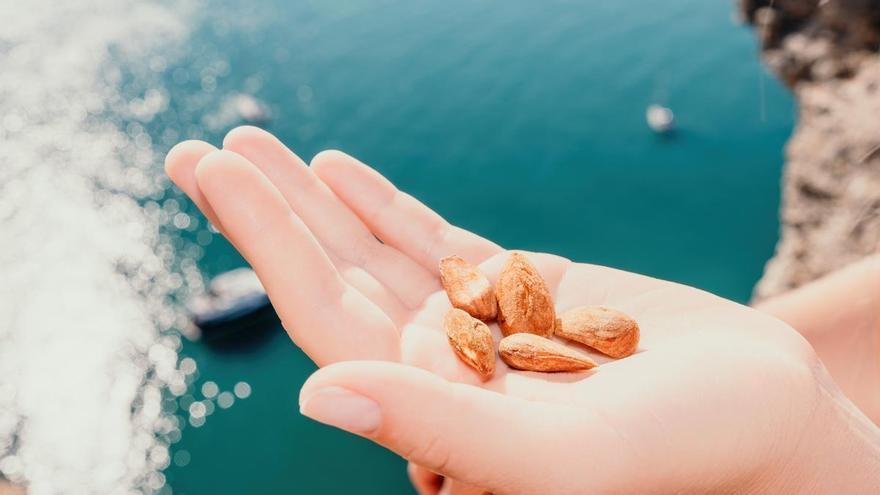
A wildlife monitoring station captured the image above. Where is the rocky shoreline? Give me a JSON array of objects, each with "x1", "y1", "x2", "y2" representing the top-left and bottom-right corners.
[{"x1": 739, "y1": 0, "x2": 880, "y2": 301}]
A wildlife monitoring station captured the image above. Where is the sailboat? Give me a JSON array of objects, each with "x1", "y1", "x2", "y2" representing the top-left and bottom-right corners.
[{"x1": 646, "y1": 104, "x2": 674, "y2": 133}]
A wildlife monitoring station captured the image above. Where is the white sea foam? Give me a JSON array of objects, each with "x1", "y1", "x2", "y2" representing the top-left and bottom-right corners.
[{"x1": 0, "y1": 1, "x2": 202, "y2": 493}]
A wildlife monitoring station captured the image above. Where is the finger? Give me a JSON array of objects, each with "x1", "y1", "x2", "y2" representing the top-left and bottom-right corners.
[
  {"x1": 164, "y1": 140, "x2": 410, "y2": 325},
  {"x1": 439, "y1": 479, "x2": 491, "y2": 495},
  {"x1": 194, "y1": 150, "x2": 400, "y2": 364},
  {"x1": 408, "y1": 462, "x2": 443, "y2": 495},
  {"x1": 164, "y1": 140, "x2": 225, "y2": 233},
  {"x1": 332, "y1": 259, "x2": 411, "y2": 327},
  {"x1": 222, "y1": 126, "x2": 436, "y2": 308},
  {"x1": 311, "y1": 150, "x2": 502, "y2": 273},
  {"x1": 299, "y1": 361, "x2": 618, "y2": 494}
]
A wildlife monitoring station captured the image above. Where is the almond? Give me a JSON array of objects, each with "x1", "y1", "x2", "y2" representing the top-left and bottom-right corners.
[
  {"x1": 439, "y1": 255, "x2": 497, "y2": 321},
  {"x1": 444, "y1": 308, "x2": 496, "y2": 379},
  {"x1": 498, "y1": 333, "x2": 597, "y2": 372},
  {"x1": 556, "y1": 306, "x2": 640, "y2": 358},
  {"x1": 494, "y1": 252, "x2": 555, "y2": 337}
]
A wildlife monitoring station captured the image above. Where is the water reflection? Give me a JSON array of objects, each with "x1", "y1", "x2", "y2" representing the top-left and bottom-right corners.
[{"x1": 0, "y1": 0, "x2": 222, "y2": 493}]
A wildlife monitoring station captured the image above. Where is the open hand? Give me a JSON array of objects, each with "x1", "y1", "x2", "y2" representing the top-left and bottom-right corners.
[{"x1": 166, "y1": 127, "x2": 880, "y2": 494}]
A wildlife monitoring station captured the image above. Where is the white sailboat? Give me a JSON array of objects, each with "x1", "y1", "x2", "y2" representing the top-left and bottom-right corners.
[{"x1": 646, "y1": 104, "x2": 674, "y2": 133}]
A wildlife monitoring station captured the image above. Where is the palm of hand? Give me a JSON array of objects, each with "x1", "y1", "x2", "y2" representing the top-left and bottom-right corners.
[{"x1": 166, "y1": 126, "x2": 820, "y2": 494}]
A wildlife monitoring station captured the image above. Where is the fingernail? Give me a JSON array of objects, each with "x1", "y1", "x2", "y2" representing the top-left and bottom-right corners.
[{"x1": 299, "y1": 386, "x2": 381, "y2": 435}]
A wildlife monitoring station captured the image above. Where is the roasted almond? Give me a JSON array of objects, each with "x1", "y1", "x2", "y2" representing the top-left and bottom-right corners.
[
  {"x1": 439, "y1": 255, "x2": 497, "y2": 321},
  {"x1": 494, "y1": 252, "x2": 555, "y2": 337},
  {"x1": 556, "y1": 306, "x2": 640, "y2": 358},
  {"x1": 498, "y1": 333, "x2": 597, "y2": 372},
  {"x1": 444, "y1": 308, "x2": 496, "y2": 379}
]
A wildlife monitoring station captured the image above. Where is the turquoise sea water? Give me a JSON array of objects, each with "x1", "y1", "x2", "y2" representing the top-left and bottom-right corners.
[{"x1": 161, "y1": 1, "x2": 794, "y2": 493}]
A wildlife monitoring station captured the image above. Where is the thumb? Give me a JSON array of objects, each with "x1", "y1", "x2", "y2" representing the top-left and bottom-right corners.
[{"x1": 298, "y1": 361, "x2": 599, "y2": 494}]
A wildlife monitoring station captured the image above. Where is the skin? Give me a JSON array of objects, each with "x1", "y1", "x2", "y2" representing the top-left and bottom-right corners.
[
  {"x1": 165, "y1": 126, "x2": 880, "y2": 494},
  {"x1": 756, "y1": 254, "x2": 880, "y2": 426}
]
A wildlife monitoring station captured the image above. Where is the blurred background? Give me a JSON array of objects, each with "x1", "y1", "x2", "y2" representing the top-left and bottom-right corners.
[{"x1": 3, "y1": 0, "x2": 876, "y2": 494}]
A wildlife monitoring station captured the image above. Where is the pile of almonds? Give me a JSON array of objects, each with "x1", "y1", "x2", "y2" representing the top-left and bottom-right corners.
[{"x1": 440, "y1": 252, "x2": 640, "y2": 379}]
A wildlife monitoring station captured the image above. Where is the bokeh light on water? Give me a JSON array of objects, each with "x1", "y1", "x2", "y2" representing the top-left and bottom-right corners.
[
  {"x1": 232, "y1": 382, "x2": 252, "y2": 400},
  {"x1": 200, "y1": 382, "x2": 219, "y2": 399},
  {"x1": 0, "y1": 0, "x2": 252, "y2": 493}
]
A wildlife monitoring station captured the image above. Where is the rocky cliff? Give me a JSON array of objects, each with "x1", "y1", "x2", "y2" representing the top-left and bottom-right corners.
[{"x1": 740, "y1": 0, "x2": 880, "y2": 300}]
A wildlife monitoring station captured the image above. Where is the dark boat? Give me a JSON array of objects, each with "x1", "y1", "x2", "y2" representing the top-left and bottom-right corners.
[{"x1": 188, "y1": 268, "x2": 279, "y2": 339}]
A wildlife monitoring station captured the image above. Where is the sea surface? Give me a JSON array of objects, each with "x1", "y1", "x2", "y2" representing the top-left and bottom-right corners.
[
  {"x1": 0, "y1": 0, "x2": 794, "y2": 494},
  {"x1": 164, "y1": 1, "x2": 793, "y2": 493}
]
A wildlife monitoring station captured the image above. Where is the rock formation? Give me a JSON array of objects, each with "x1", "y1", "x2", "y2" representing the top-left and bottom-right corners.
[{"x1": 740, "y1": 0, "x2": 880, "y2": 300}]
